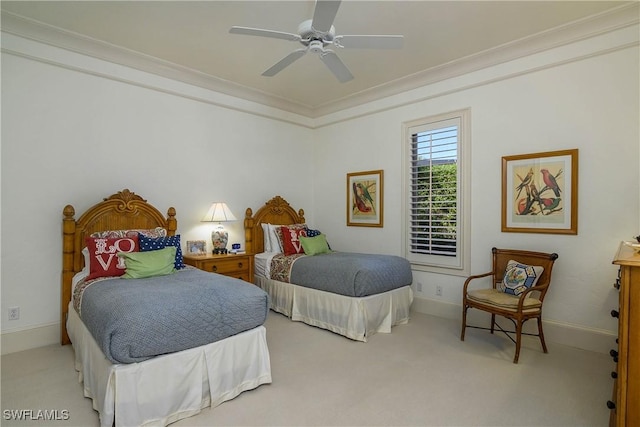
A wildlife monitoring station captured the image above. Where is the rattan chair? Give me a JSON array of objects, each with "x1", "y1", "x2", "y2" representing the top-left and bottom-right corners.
[{"x1": 461, "y1": 247, "x2": 558, "y2": 363}]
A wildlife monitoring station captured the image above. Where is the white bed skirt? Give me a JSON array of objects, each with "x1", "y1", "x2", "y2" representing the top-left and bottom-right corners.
[
  {"x1": 67, "y1": 304, "x2": 272, "y2": 427},
  {"x1": 255, "y1": 277, "x2": 413, "y2": 341}
]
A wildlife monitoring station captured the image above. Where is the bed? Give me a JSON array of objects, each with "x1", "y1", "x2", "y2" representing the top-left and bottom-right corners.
[
  {"x1": 244, "y1": 195, "x2": 414, "y2": 342},
  {"x1": 61, "y1": 189, "x2": 272, "y2": 427}
]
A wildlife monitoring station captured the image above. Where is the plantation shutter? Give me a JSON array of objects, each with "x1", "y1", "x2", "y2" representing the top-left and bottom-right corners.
[{"x1": 408, "y1": 117, "x2": 461, "y2": 262}]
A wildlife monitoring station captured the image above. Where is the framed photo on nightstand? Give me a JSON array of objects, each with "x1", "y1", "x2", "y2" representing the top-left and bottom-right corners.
[{"x1": 186, "y1": 240, "x2": 207, "y2": 256}]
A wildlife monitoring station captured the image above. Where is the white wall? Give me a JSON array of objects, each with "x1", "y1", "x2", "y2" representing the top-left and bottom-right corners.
[
  {"x1": 2, "y1": 23, "x2": 638, "y2": 354},
  {"x1": 312, "y1": 28, "x2": 639, "y2": 349},
  {"x1": 0, "y1": 39, "x2": 315, "y2": 351}
]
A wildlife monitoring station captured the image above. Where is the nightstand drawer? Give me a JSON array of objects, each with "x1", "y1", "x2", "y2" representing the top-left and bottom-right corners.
[
  {"x1": 183, "y1": 253, "x2": 254, "y2": 283},
  {"x1": 224, "y1": 271, "x2": 251, "y2": 282},
  {"x1": 198, "y1": 257, "x2": 248, "y2": 274}
]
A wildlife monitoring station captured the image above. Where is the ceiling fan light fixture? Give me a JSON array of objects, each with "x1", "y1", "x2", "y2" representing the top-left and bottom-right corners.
[
  {"x1": 309, "y1": 40, "x2": 325, "y2": 54},
  {"x1": 228, "y1": 0, "x2": 404, "y2": 82}
]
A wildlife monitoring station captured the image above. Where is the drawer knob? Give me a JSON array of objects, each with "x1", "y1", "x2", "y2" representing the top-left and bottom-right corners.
[
  {"x1": 607, "y1": 400, "x2": 616, "y2": 410},
  {"x1": 211, "y1": 266, "x2": 218, "y2": 272},
  {"x1": 610, "y1": 309, "x2": 619, "y2": 318},
  {"x1": 611, "y1": 371, "x2": 617, "y2": 379},
  {"x1": 237, "y1": 262, "x2": 243, "y2": 268}
]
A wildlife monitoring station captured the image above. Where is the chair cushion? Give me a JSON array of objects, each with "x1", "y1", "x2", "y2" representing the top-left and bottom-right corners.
[
  {"x1": 467, "y1": 288, "x2": 542, "y2": 312},
  {"x1": 497, "y1": 260, "x2": 544, "y2": 296}
]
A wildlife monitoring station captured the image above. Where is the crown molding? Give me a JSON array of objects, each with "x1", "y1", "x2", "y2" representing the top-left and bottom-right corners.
[
  {"x1": 2, "y1": 3, "x2": 638, "y2": 120},
  {"x1": 312, "y1": 3, "x2": 640, "y2": 117},
  {"x1": 0, "y1": 10, "x2": 317, "y2": 118}
]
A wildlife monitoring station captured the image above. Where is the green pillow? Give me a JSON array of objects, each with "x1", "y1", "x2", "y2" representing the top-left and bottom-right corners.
[
  {"x1": 300, "y1": 234, "x2": 331, "y2": 256},
  {"x1": 118, "y1": 246, "x2": 177, "y2": 279}
]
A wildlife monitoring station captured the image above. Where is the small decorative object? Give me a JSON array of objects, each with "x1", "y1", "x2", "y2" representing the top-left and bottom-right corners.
[
  {"x1": 186, "y1": 240, "x2": 207, "y2": 256},
  {"x1": 230, "y1": 243, "x2": 242, "y2": 254},
  {"x1": 502, "y1": 149, "x2": 578, "y2": 235},
  {"x1": 201, "y1": 202, "x2": 237, "y2": 254},
  {"x1": 347, "y1": 170, "x2": 383, "y2": 227}
]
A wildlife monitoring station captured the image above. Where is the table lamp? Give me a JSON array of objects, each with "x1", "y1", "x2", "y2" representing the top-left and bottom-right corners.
[{"x1": 201, "y1": 202, "x2": 237, "y2": 254}]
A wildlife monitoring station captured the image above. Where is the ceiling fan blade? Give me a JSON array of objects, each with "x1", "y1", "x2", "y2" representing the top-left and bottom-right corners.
[
  {"x1": 262, "y1": 49, "x2": 308, "y2": 77},
  {"x1": 335, "y1": 35, "x2": 404, "y2": 49},
  {"x1": 311, "y1": 0, "x2": 341, "y2": 33},
  {"x1": 319, "y1": 50, "x2": 353, "y2": 83},
  {"x1": 230, "y1": 26, "x2": 301, "y2": 42}
]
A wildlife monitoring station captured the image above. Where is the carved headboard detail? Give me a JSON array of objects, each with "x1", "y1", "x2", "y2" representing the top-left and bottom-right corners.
[{"x1": 244, "y1": 196, "x2": 305, "y2": 254}]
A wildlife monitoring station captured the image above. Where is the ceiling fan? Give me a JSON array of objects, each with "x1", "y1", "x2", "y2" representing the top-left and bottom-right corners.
[{"x1": 229, "y1": 0, "x2": 404, "y2": 83}]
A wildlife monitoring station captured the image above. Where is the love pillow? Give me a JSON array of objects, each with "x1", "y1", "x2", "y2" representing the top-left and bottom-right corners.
[
  {"x1": 280, "y1": 225, "x2": 308, "y2": 255},
  {"x1": 85, "y1": 235, "x2": 139, "y2": 280}
]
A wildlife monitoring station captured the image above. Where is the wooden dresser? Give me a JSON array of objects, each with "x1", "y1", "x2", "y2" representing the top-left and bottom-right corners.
[
  {"x1": 608, "y1": 242, "x2": 640, "y2": 427},
  {"x1": 183, "y1": 253, "x2": 254, "y2": 283}
]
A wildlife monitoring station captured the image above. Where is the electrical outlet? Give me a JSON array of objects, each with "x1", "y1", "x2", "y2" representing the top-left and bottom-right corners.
[
  {"x1": 435, "y1": 285, "x2": 443, "y2": 297},
  {"x1": 8, "y1": 307, "x2": 20, "y2": 321},
  {"x1": 416, "y1": 282, "x2": 423, "y2": 292}
]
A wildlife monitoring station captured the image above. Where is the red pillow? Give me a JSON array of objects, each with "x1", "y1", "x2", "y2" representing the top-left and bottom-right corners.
[
  {"x1": 280, "y1": 226, "x2": 308, "y2": 255},
  {"x1": 85, "y1": 236, "x2": 139, "y2": 279}
]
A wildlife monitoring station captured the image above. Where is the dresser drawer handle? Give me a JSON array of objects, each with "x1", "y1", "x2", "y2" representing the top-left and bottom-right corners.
[
  {"x1": 610, "y1": 309, "x2": 619, "y2": 318},
  {"x1": 237, "y1": 262, "x2": 243, "y2": 268},
  {"x1": 211, "y1": 266, "x2": 217, "y2": 272}
]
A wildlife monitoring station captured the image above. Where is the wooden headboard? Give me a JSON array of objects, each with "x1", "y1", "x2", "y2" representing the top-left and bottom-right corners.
[
  {"x1": 244, "y1": 196, "x2": 305, "y2": 254},
  {"x1": 61, "y1": 189, "x2": 177, "y2": 345}
]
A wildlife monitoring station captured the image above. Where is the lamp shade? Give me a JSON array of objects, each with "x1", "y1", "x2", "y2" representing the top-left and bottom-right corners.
[{"x1": 201, "y1": 202, "x2": 237, "y2": 223}]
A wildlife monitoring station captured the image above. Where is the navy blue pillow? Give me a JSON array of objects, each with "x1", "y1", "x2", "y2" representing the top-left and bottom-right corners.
[
  {"x1": 138, "y1": 234, "x2": 185, "y2": 270},
  {"x1": 306, "y1": 229, "x2": 321, "y2": 237}
]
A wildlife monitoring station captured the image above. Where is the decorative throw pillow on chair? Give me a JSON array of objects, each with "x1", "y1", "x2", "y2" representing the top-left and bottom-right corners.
[{"x1": 498, "y1": 260, "x2": 544, "y2": 296}]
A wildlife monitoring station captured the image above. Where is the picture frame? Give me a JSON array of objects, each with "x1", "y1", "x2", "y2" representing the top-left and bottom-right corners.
[
  {"x1": 347, "y1": 169, "x2": 384, "y2": 227},
  {"x1": 502, "y1": 149, "x2": 578, "y2": 234},
  {"x1": 186, "y1": 240, "x2": 207, "y2": 256}
]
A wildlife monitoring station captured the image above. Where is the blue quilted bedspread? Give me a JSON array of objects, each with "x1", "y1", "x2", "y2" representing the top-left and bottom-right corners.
[
  {"x1": 289, "y1": 252, "x2": 413, "y2": 297},
  {"x1": 78, "y1": 268, "x2": 269, "y2": 364}
]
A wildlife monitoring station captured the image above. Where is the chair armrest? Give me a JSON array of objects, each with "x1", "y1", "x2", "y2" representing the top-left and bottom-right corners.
[
  {"x1": 462, "y1": 271, "x2": 493, "y2": 294},
  {"x1": 515, "y1": 282, "x2": 550, "y2": 310}
]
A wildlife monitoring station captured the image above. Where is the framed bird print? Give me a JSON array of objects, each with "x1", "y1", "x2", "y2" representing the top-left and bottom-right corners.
[
  {"x1": 502, "y1": 149, "x2": 578, "y2": 234},
  {"x1": 347, "y1": 170, "x2": 383, "y2": 227}
]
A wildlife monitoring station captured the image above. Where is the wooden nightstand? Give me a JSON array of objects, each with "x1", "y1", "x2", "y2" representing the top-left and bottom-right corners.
[{"x1": 183, "y1": 253, "x2": 254, "y2": 283}]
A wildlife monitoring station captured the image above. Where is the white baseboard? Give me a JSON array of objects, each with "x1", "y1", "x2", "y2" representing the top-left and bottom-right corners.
[
  {"x1": 411, "y1": 296, "x2": 616, "y2": 355},
  {"x1": 1, "y1": 322, "x2": 59, "y2": 355}
]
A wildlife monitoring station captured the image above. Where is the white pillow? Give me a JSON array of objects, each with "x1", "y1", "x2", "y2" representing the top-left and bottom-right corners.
[
  {"x1": 261, "y1": 223, "x2": 272, "y2": 252},
  {"x1": 267, "y1": 224, "x2": 283, "y2": 253},
  {"x1": 82, "y1": 246, "x2": 90, "y2": 269},
  {"x1": 71, "y1": 247, "x2": 91, "y2": 294}
]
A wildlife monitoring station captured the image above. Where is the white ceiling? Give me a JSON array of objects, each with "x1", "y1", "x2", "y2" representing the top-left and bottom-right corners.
[{"x1": 1, "y1": 1, "x2": 636, "y2": 117}]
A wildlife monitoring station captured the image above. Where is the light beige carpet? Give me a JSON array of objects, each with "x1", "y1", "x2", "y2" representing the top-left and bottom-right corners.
[{"x1": 1, "y1": 311, "x2": 612, "y2": 426}]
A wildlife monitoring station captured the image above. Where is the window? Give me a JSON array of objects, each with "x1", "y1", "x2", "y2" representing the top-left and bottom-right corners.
[{"x1": 402, "y1": 109, "x2": 470, "y2": 275}]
